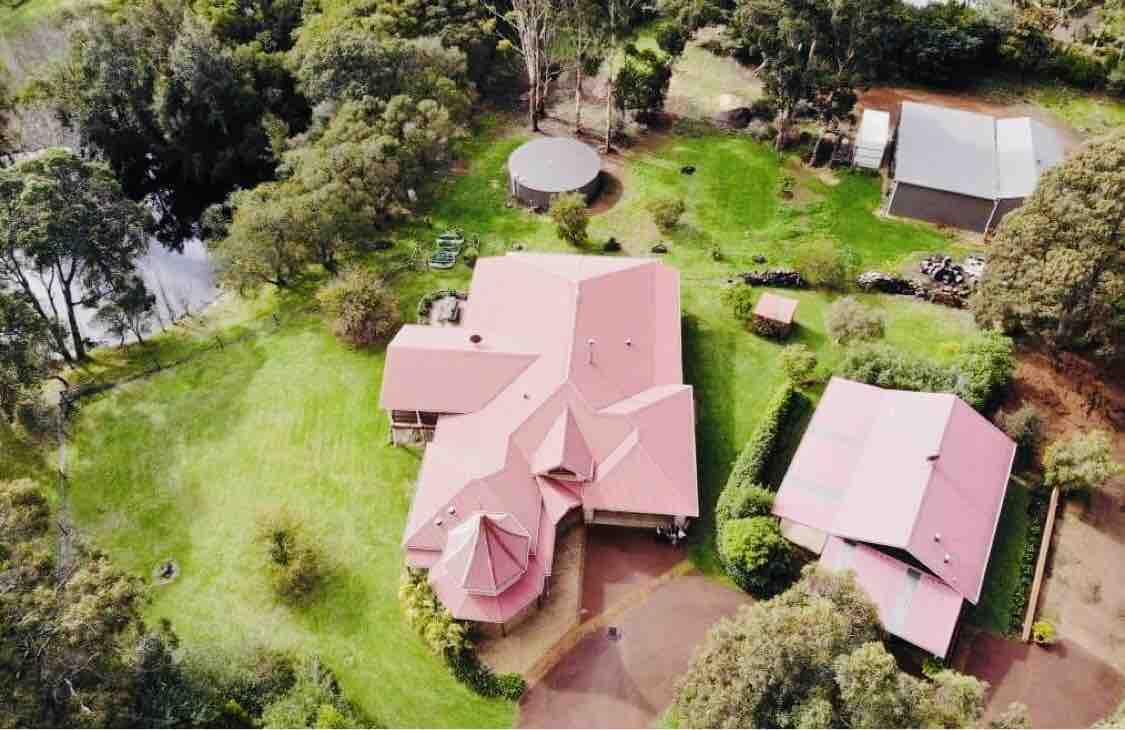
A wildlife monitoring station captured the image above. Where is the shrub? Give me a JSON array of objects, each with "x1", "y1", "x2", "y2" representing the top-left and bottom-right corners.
[
  {"x1": 951, "y1": 331, "x2": 1015, "y2": 411},
  {"x1": 398, "y1": 569, "x2": 471, "y2": 656},
  {"x1": 718, "y1": 516, "x2": 792, "y2": 596},
  {"x1": 720, "y1": 284, "x2": 756, "y2": 322},
  {"x1": 446, "y1": 646, "x2": 527, "y2": 699},
  {"x1": 725, "y1": 381, "x2": 796, "y2": 491},
  {"x1": 749, "y1": 97, "x2": 777, "y2": 121},
  {"x1": 549, "y1": 192, "x2": 590, "y2": 247},
  {"x1": 825, "y1": 297, "x2": 885, "y2": 344},
  {"x1": 646, "y1": 196, "x2": 687, "y2": 233},
  {"x1": 716, "y1": 482, "x2": 775, "y2": 526},
  {"x1": 316, "y1": 267, "x2": 402, "y2": 347},
  {"x1": 259, "y1": 657, "x2": 369, "y2": 728},
  {"x1": 655, "y1": 22, "x2": 689, "y2": 57},
  {"x1": 1031, "y1": 619, "x2": 1056, "y2": 645},
  {"x1": 793, "y1": 240, "x2": 852, "y2": 291},
  {"x1": 603, "y1": 237, "x2": 622, "y2": 252},
  {"x1": 1043, "y1": 430, "x2": 1122, "y2": 495},
  {"x1": 778, "y1": 344, "x2": 817, "y2": 385},
  {"x1": 836, "y1": 344, "x2": 955, "y2": 395},
  {"x1": 1000, "y1": 405, "x2": 1042, "y2": 468},
  {"x1": 256, "y1": 511, "x2": 327, "y2": 603},
  {"x1": 614, "y1": 45, "x2": 673, "y2": 114}
]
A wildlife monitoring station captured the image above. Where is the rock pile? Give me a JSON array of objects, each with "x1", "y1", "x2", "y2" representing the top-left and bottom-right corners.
[
  {"x1": 856, "y1": 271, "x2": 923, "y2": 296},
  {"x1": 736, "y1": 269, "x2": 807, "y2": 288}
]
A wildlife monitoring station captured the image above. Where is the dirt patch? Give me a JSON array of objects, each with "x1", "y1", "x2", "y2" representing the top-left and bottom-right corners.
[
  {"x1": 997, "y1": 347, "x2": 1125, "y2": 674},
  {"x1": 858, "y1": 86, "x2": 1086, "y2": 152},
  {"x1": 955, "y1": 627, "x2": 1125, "y2": 727},
  {"x1": 518, "y1": 573, "x2": 749, "y2": 729}
]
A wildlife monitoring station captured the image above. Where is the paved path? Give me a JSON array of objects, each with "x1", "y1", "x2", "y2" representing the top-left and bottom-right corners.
[
  {"x1": 518, "y1": 573, "x2": 749, "y2": 728},
  {"x1": 958, "y1": 629, "x2": 1125, "y2": 728}
]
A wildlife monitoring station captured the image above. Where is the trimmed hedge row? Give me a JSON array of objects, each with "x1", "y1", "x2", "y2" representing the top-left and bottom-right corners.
[
  {"x1": 724, "y1": 381, "x2": 797, "y2": 494},
  {"x1": 1007, "y1": 489, "x2": 1051, "y2": 637}
]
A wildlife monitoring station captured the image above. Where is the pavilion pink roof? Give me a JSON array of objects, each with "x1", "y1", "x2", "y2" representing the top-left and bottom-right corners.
[
  {"x1": 432, "y1": 512, "x2": 531, "y2": 597},
  {"x1": 821, "y1": 537, "x2": 963, "y2": 658},
  {"x1": 383, "y1": 254, "x2": 699, "y2": 623},
  {"x1": 753, "y1": 292, "x2": 799, "y2": 324}
]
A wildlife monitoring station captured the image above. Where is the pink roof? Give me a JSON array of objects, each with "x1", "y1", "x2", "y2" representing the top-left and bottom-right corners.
[
  {"x1": 821, "y1": 537, "x2": 963, "y2": 658},
  {"x1": 774, "y1": 377, "x2": 1015, "y2": 604},
  {"x1": 753, "y1": 292, "x2": 798, "y2": 324},
  {"x1": 383, "y1": 254, "x2": 699, "y2": 622},
  {"x1": 430, "y1": 512, "x2": 530, "y2": 598}
]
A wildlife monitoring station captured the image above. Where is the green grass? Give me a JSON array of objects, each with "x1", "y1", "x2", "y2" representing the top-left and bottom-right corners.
[
  {"x1": 979, "y1": 77, "x2": 1125, "y2": 136},
  {"x1": 59, "y1": 117, "x2": 991, "y2": 726},
  {"x1": 965, "y1": 479, "x2": 1031, "y2": 634}
]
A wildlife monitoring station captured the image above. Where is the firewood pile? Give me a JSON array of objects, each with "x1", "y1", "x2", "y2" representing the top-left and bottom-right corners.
[
  {"x1": 857, "y1": 253, "x2": 987, "y2": 310},
  {"x1": 735, "y1": 269, "x2": 808, "y2": 288}
]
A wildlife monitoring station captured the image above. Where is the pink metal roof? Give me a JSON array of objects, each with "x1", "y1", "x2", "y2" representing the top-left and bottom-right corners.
[
  {"x1": 753, "y1": 292, "x2": 798, "y2": 324},
  {"x1": 432, "y1": 512, "x2": 531, "y2": 597},
  {"x1": 821, "y1": 536, "x2": 963, "y2": 658},
  {"x1": 774, "y1": 377, "x2": 1015, "y2": 604},
  {"x1": 384, "y1": 254, "x2": 699, "y2": 622}
]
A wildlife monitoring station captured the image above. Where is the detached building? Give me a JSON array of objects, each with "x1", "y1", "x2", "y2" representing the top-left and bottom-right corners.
[
  {"x1": 888, "y1": 102, "x2": 1063, "y2": 233},
  {"x1": 380, "y1": 254, "x2": 699, "y2": 629},
  {"x1": 772, "y1": 377, "x2": 1016, "y2": 657}
]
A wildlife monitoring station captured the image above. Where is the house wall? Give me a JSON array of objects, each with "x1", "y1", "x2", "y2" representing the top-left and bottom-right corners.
[
  {"x1": 888, "y1": 182, "x2": 993, "y2": 233},
  {"x1": 585, "y1": 509, "x2": 675, "y2": 530}
]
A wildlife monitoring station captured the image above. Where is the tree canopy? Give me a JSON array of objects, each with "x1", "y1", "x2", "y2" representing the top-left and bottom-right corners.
[
  {"x1": 673, "y1": 566, "x2": 989, "y2": 728},
  {"x1": 973, "y1": 129, "x2": 1125, "y2": 363}
]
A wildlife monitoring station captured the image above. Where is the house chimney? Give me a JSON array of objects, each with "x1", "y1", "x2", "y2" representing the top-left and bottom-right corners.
[
  {"x1": 469, "y1": 333, "x2": 482, "y2": 346},
  {"x1": 587, "y1": 338, "x2": 596, "y2": 365}
]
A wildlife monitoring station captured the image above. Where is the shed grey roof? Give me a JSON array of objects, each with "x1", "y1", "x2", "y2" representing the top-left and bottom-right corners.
[
  {"x1": 507, "y1": 137, "x2": 601, "y2": 195},
  {"x1": 894, "y1": 102, "x2": 1063, "y2": 201}
]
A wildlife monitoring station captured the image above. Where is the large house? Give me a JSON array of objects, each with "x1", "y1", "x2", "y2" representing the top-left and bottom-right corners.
[
  {"x1": 380, "y1": 254, "x2": 699, "y2": 628},
  {"x1": 772, "y1": 377, "x2": 1016, "y2": 657},
  {"x1": 887, "y1": 101, "x2": 1063, "y2": 233}
]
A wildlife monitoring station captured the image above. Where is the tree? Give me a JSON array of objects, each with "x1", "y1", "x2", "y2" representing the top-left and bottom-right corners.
[
  {"x1": 899, "y1": 2, "x2": 999, "y2": 87},
  {"x1": 0, "y1": 292, "x2": 52, "y2": 422},
  {"x1": 549, "y1": 192, "x2": 590, "y2": 246},
  {"x1": 972, "y1": 129, "x2": 1125, "y2": 363},
  {"x1": 646, "y1": 196, "x2": 686, "y2": 233},
  {"x1": 793, "y1": 239, "x2": 852, "y2": 291},
  {"x1": 613, "y1": 45, "x2": 674, "y2": 118},
  {"x1": 718, "y1": 515, "x2": 793, "y2": 596},
  {"x1": 210, "y1": 183, "x2": 308, "y2": 291},
  {"x1": 0, "y1": 70, "x2": 14, "y2": 160},
  {"x1": 674, "y1": 566, "x2": 989, "y2": 728},
  {"x1": 779, "y1": 343, "x2": 817, "y2": 384},
  {"x1": 1043, "y1": 430, "x2": 1122, "y2": 494},
  {"x1": 486, "y1": 0, "x2": 562, "y2": 132},
  {"x1": 720, "y1": 284, "x2": 756, "y2": 321},
  {"x1": 0, "y1": 149, "x2": 151, "y2": 362},
  {"x1": 93, "y1": 275, "x2": 157, "y2": 347},
  {"x1": 1000, "y1": 404, "x2": 1042, "y2": 468},
  {"x1": 259, "y1": 658, "x2": 368, "y2": 729},
  {"x1": 826, "y1": 296, "x2": 884, "y2": 344},
  {"x1": 316, "y1": 267, "x2": 403, "y2": 347},
  {"x1": 602, "y1": 0, "x2": 646, "y2": 151},
  {"x1": 560, "y1": 0, "x2": 606, "y2": 134}
]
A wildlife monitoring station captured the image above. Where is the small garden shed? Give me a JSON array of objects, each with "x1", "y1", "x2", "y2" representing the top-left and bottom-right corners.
[{"x1": 752, "y1": 292, "x2": 798, "y2": 339}]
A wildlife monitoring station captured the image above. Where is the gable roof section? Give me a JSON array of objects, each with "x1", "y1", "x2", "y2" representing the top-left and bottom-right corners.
[
  {"x1": 754, "y1": 292, "x2": 799, "y2": 325},
  {"x1": 380, "y1": 325, "x2": 537, "y2": 413},
  {"x1": 995, "y1": 117, "x2": 1064, "y2": 199},
  {"x1": 435, "y1": 512, "x2": 531, "y2": 597},
  {"x1": 896, "y1": 102, "x2": 997, "y2": 199},
  {"x1": 532, "y1": 407, "x2": 596, "y2": 480},
  {"x1": 773, "y1": 377, "x2": 1015, "y2": 603},
  {"x1": 821, "y1": 537, "x2": 963, "y2": 658}
]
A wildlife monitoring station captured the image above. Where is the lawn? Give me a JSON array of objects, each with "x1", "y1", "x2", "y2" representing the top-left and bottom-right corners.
[
  {"x1": 59, "y1": 116, "x2": 993, "y2": 727},
  {"x1": 965, "y1": 478, "x2": 1031, "y2": 634}
]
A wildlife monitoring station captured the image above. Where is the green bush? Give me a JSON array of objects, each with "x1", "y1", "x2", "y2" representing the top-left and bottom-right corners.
[
  {"x1": 825, "y1": 296, "x2": 884, "y2": 344},
  {"x1": 1031, "y1": 619, "x2": 1056, "y2": 645},
  {"x1": 778, "y1": 344, "x2": 818, "y2": 385},
  {"x1": 793, "y1": 240, "x2": 852, "y2": 291},
  {"x1": 715, "y1": 482, "x2": 775, "y2": 526},
  {"x1": 256, "y1": 510, "x2": 327, "y2": 603},
  {"x1": 725, "y1": 381, "x2": 796, "y2": 492},
  {"x1": 446, "y1": 647, "x2": 527, "y2": 700},
  {"x1": 549, "y1": 192, "x2": 590, "y2": 247},
  {"x1": 603, "y1": 237, "x2": 622, "y2": 252},
  {"x1": 398, "y1": 569, "x2": 471, "y2": 657},
  {"x1": 718, "y1": 516, "x2": 792, "y2": 596},
  {"x1": 316, "y1": 267, "x2": 402, "y2": 347},
  {"x1": 655, "y1": 22, "x2": 689, "y2": 57},
  {"x1": 1043, "y1": 430, "x2": 1122, "y2": 495},
  {"x1": 1008, "y1": 488, "x2": 1049, "y2": 636},
  {"x1": 259, "y1": 657, "x2": 370, "y2": 728},
  {"x1": 720, "y1": 284, "x2": 756, "y2": 322},
  {"x1": 1000, "y1": 405, "x2": 1042, "y2": 468},
  {"x1": 646, "y1": 196, "x2": 687, "y2": 233},
  {"x1": 951, "y1": 331, "x2": 1015, "y2": 411}
]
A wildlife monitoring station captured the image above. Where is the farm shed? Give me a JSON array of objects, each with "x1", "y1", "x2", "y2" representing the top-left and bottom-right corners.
[
  {"x1": 853, "y1": 109, "x2": 890, "y2": 170},
  {"x1": 887, "y1": 102, "x2": 1063, "y2": 233},
  {"x1": 752, "y1": 292, "x2": 798, "y2": 339},
  {"x1": 507, "y1": 137, "x2": 602, "y2": 209}
]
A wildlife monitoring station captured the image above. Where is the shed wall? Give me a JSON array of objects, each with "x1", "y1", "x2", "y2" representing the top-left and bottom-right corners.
[
  {"x1": 510, "y1": 172, "x2": 602, "y2": 210},
  {"x1": 888, "y1": 182, "x2": 993, "y2": 233}
]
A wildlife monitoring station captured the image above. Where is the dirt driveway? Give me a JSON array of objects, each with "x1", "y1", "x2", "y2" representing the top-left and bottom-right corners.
[
  {"x1": 518, "y1": 573, "x2": 748, "y2": 728},
  {"x1": 958, "y1": 628, "x2": 1125, "y2": 727}
]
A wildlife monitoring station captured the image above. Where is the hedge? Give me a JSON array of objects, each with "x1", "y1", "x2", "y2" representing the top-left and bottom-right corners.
[
  {"x1": 1007, "y1": 489, "x2": 1050, "y2": 637},
  {"x1": 723, "y1": 381, "x2": 797, "y2": 495}
]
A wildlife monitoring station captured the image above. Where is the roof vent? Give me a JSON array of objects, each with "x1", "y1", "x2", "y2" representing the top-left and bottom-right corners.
[
  {"x1": 469, "y1": 333, "x2": 482, "y2": 345},
  {"x1": 586, "y1": 338, "x2": 596, "y2": 365},
  {"x1": 933, "y1": 533, "x2": 942, "y2": 542},
  {"x1": 926, "y1": 453, "x2": 940, "y2": 462},
  {"x1": 435, "y1": 518, "x2": 444, "y2": 527},
  {"x1": 625, "y1": 338, "x2": 633, "y2": 348},
  {"x1": 447, "y1": 506, "x2": 456, "y2": 516},
  {"x1": 943, "y1": 553, "x2": 951, "y2": 564}
]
